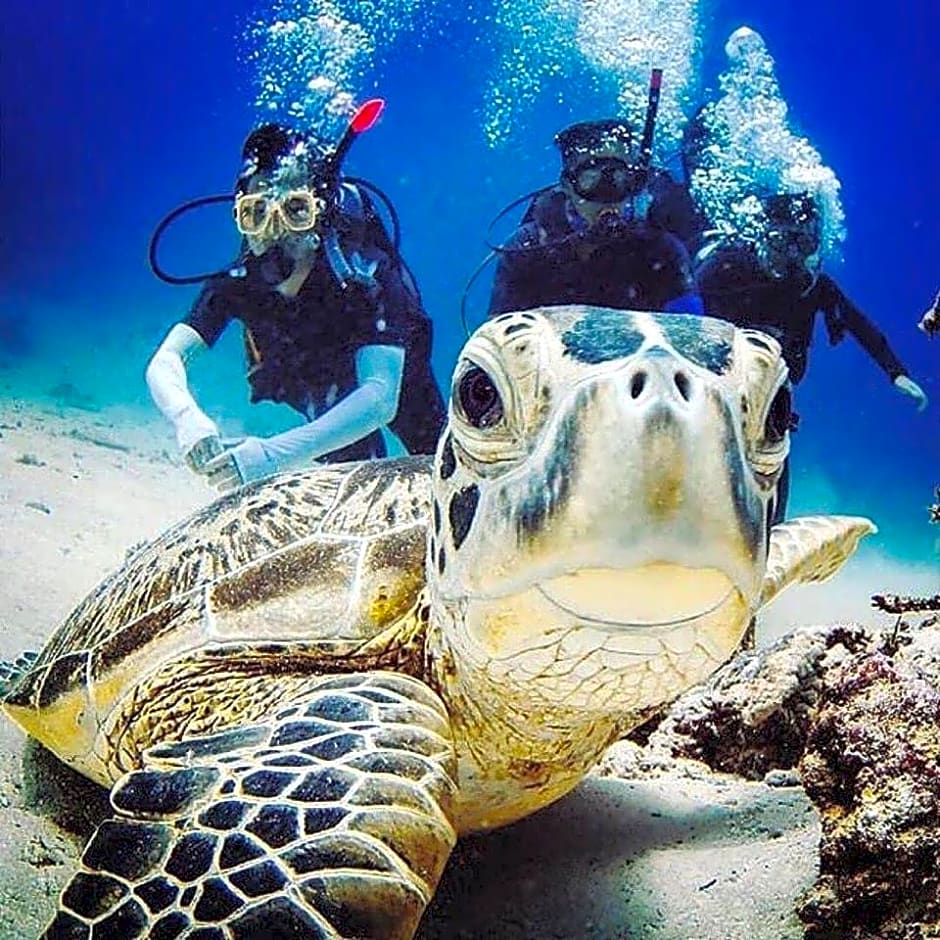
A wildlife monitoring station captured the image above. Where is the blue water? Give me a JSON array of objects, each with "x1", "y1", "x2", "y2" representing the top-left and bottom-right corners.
[{"x1": 2, "y1": 0, "x2": 937, "y2": 567}]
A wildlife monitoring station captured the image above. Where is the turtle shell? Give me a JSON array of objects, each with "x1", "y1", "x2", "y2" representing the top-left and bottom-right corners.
[{"x1": 4, "y1": 456, "x2": 433, "y2": 770}]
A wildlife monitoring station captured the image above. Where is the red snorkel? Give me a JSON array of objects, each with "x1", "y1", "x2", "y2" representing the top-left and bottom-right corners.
[
  {"x1": 327, "y1": 98, "x2": 386, "y2": 178},
  {"x1": 319, "y1": 98, "x2": 389, "y2": 292}
]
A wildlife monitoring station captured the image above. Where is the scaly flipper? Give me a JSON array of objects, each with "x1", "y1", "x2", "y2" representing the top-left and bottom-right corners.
[
  {"x1": 759, "y1": 515, "x2": 877, "y2": 609},
  {"x1": 44, "y1": 672, "x2": 457, "y2": 940},
  {"x1": 0, "y1": 649, "x2": 38, "y2": 699}
]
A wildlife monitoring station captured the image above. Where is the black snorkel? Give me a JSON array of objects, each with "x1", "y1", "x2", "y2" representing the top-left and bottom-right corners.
[
  {"x1": 319, "y1": 99, "x2": 386, "y2": 294},
  {"x1": 148, "y1": 99, "x2": 391, "y2": 287},
  {"x1": 147, "y1": 194, "x2": 237, "y2": 285},
  {"x1": 638, "y1": 68, "x2": 663, "y2": 176}
]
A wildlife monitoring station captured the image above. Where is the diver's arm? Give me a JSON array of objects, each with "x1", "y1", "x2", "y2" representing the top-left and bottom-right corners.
[
  {"x1": 145, "y1": 323, "x2": 221, "y2": 462},
  {"x1": 825, "y1": 278, "x2": 928, "y2": 410},
  {"x1": 207, "y1": 344, "x2": 405, "y2": 488},
  {"x1": 825, "y1": 278, "x2": 908, "y2": 381}
]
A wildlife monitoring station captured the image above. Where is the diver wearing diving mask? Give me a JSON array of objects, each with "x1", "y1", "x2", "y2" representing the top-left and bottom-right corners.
[
  {"x1": 234, "y1": 180, "x2": 327, "y2": 284},
  {"x1": 483, "y1": 75, "x2": 704, "y2": 320},
  {"x1": 558, "y1": 123, "x2": 653, "y2": 229},
  {"x1": 757, "y1": 193, "x2": 823, "y2": 283},
  {"x1": 145, "y1": 108, "x2": 446, "y2": 492},
  {"x1": 694, "y1": 190, "x2": 927, "y2": 407}
]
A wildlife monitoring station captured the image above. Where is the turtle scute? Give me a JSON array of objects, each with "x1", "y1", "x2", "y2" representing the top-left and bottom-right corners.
[{"x1": 46, "y1": 672, "x2": 457, "y2": 940}]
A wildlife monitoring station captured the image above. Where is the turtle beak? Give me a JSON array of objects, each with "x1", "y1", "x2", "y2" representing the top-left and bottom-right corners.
[{"x1": 536, "y1": 565, "x2": 737, "y2": 629}]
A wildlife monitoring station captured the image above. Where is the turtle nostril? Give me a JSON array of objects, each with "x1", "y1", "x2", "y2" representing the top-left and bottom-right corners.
[
  {"x1": 674, "y1": 371, "x2": 691, "y2": 402},
  {"x1": 630, "y1": 371, "x2": 647, "y2": 399}
]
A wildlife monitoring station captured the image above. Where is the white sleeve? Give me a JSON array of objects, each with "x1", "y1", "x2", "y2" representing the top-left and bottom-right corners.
[
  {"x1": 231, "y1": 345, "x2": 405, "y2": 479},
  {"x1": 145, "y1": 323, "x2": 219, "y2": 452}
]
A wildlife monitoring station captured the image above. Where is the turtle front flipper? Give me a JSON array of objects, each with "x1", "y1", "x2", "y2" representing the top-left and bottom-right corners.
[
  {"x1": 0, "y1": 649, "x2": 38, "y2": 699},
  {"x1": 759, "y1": 514, "x2": 877, "y2": 609},
  {"x1": 44, "y1": 671, "x2": 457, "y2": 940}
]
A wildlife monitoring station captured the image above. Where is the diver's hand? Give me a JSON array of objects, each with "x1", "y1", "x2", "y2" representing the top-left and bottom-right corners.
[
  {"x1": 918, "y1": 294, "x2": 939, "y2": 337},
  {"x1": 184, "y1": 435, "x2": 223, "y2": 473},
  {"x1": 894, "y1": 375, "x2": 928, "y2": 412},
  {"x1": 174, "y1": 405, "x2": 222, "y2": 472},
  {"x1": 203, "y1": 436, "x2": 279, "y2": 492}
]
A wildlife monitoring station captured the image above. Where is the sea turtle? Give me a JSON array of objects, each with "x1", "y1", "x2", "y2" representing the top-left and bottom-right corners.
[{"x1": 2, "y1": 306, "x2": 873, "y2": 940}]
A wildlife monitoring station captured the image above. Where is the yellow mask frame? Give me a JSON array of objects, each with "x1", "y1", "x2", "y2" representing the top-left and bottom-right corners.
[{"x1": 234, "y1": 189, "x2": 326, "y2": 237}]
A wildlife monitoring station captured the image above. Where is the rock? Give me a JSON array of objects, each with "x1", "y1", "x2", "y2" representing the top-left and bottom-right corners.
[
  {"x1": 763, "y1": 768, "x2": 801, "y2": 788},
  {"x1": 638, "y1": 624, "x2": 871, "y2": 779},
  {"x1": 629, "y1": 619, "x2": 940, "y2": 938},
  {"x1": 797, "y1": 649, "x2": 940, "y2": 938}
]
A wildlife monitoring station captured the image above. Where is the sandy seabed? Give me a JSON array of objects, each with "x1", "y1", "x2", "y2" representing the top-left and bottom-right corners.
[{"x1": 0, "y1": 395, "x2": 934, "y2": 939}]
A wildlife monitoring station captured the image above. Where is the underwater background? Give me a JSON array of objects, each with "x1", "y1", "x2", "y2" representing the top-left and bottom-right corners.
[{"x1": 2, "y1": 0, "x2": 937, "y2": 570}]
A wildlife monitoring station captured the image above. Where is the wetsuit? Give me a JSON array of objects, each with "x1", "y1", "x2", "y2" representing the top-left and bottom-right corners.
[
  {"x1": 696, "y1": 241, "x2": 914, "y2": 526},
  {"x1": 185, "y1": 186, "x2": 445, "y2": 463},
  {"x1": 488, "y1": 187, "x2": 700, "y2": 317},
  {"x1": 695, "y1": 242, "x2": 908, "y2": 384}
]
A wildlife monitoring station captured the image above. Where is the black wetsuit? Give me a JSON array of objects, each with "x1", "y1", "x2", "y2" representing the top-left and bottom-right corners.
[
  {"x1": 488, "y1": 186, "x2": 699, "y2": 317},
  {"x1": 695, "y1": 242, "x2": 908, "y2": 385},
  {"x1": 696, "y1": 242, "x2": 912, "y2": 526},
  {"x1": 185, "y1": 186, "x2": 445, "y2": 463}
]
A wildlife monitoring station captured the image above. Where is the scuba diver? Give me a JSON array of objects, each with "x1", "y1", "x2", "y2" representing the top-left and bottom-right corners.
[
  {"x1": 484, "y1": 71, "x2": 704, "y2": 319},
  {"x1": 145, "y1": 101, "x2": 446, "y2": 492},
  {"x1": 680, "y1": 24, "x2": 927, "y2": 528},
  {"x1": 694, "y1": 191, "x2": 928, "y2": 404},
  {"x1": 694, "y1": 191, "x2": 927, "y2": 526}
]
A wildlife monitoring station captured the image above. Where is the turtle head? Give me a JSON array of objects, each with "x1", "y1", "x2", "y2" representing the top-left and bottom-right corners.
[{"x1": 429, "y1": 305, "x2": 791, "y2": 719}]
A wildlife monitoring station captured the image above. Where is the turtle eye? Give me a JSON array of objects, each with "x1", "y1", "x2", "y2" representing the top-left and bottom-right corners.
[
  {"x1": 456, "y1": 366, "x2": 504, "y2": 429},
  {"x1": 764, "y1": 385, "x2": 793, "y2": 444}
]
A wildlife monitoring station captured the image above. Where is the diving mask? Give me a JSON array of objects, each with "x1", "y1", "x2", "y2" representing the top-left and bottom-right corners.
[
  {"x1": 565, "y1": 156, "x2": 647, "y2": 205},
  {"x1": 761, "y1": 225, "x2": 821, "y2": 279},
  {"x1": 234, "y1": 189, "x2": 326, "y2": 237},
  {"x1": 759, "y1": 192, "x2": 822, "y2": 278}
]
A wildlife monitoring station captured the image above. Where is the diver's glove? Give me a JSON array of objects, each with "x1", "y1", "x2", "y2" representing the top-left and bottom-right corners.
[
  {"x1": 174, "y1": 405, "x2": 223, "y2": 471},
  {"x1": 184, "y1": 431, "x2": 223, "y2": 473},
  {"x1": 203, "y1": 437, "x2": 278, "y2": 493},
  {"x1": 893, "y1": 375, "x2": 928, "y2": 412}
]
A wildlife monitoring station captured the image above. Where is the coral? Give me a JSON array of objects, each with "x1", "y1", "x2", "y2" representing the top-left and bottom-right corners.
[
  {"x1": 918, "y1": 292, "x2": 940, "y2": 338},
  {"x1": 872, "y1": 593, "x2": 940, "y2": 643},
  {"x1": 635, "y1": 625, "x2": 870, "y2": 778},
  {"x1": 632, "y1": 613, "x2": 940, "y2": 937},
  {"x1": 922, "y1": 308, "x2": 940, "y2": 337},
  {"x1": 872, "y1": 594, "x2": 940, "y2": 615},
  {"x1": 798, "y1": 649, "x2": 940, "y2": 938}
]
